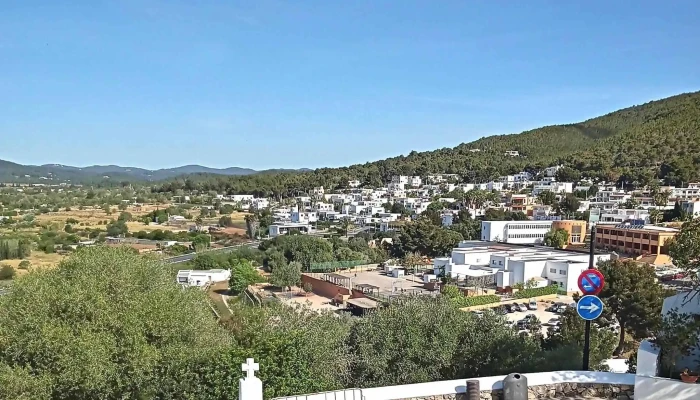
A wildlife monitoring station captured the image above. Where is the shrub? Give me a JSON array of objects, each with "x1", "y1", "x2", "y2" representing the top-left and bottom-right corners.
[
  {"x1": 303, "y1": 282, "x2": 313, "y2": 293},
  {"x1": 513, "y1": 284, "x2": 559, "y2": 299},
  {"x1": 449, "y1": 294, "x2": 501, "y2": 308},
  {"x1": 0, "y1": 264, "x2": 15, "y2": 280},
  {"x1": 18, "y1": 260, "x2": 30, "y2": 270}
]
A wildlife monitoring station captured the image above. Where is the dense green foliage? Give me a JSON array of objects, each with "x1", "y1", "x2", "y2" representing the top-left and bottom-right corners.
[
  {"x1": 452, "y1": 294, "x2": 501, "y2": 308},
  {"x1": 543, "y1": 228, "x2": 569, "y2": 249},
  {"x1": 0, "y1": 246, "x2": 629, "y2": 399},
  {"x1": 513, "y1": 284, "x2": 559, "y2": 299},
  {"x1": 153, "y1": 92, "x2": 700, "y2": 194},
  {"x1": 228, "y1": 260, "x2": 266, "y2": 293},
  {"x1": 260, "y1": 235, "x2": 388, "y2": 271},
  {"x1": 0, "y1": 247, "x2": 230, "y2": 399},
  {"x1": 598, "y1": 259, "x2": 668, "y2": 355}
]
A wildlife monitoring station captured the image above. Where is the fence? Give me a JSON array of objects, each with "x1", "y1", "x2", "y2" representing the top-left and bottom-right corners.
[{"x1": 308, "y1": 260, "x2": 367, "y2": 272}]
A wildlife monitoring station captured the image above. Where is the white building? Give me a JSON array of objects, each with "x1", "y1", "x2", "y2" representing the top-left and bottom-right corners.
[
  {"x1": 314, "y1": 202, "x2": 334, "y2": 212},
  {"x1": 269, "y1": 222, "x2": 313, "y2": 237},
  {"x1": 504, "y1": 150, "x2": 520, "y2": 157},
  {"x1": 433, "y1": 241, "x2": 611, "y2": 293},
  {"x1": 598, "y1": 208, "x2": 650, "y2": 224},
  {"x1": 176, "y1": 269, "x2": 231, "y2": 287},
  {"x1": 681, "y1": 200, "x2": 700, "y2": 216},
  {"x1": 347, "y1": 180, "x2": 361, "y2": 188},
  {"x1": 290, "y1": 207, "x2": 318, "y2": 223},
  {"x1": 532, "y1": 181, "x2": 574, "y2": 195},
  {"x1": 230, "y1": 194, "x2": 255, "y2": 202},
  {"x1": 480, "y1": 221, "x2": 554, "y2": 244},
  {"x1": 251, "y1": 198, "x2": 269, "y2": 210},
  {"x1": 312, "y1": 187, "x2": 325, "y2": 197},
  {"x1": 408, "y1": 176, "x2": 422, "y2": 187},
  {"x1": 544, "y1": 165, "x2": 562, "y2": 177}
]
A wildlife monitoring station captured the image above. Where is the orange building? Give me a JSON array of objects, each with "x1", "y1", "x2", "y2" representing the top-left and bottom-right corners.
[
  {"x1": 552, "y1": 220, "x2": 587, "y2": 245},
  {"x1": 594, "y1": 223, "x2": 678, "y2": 256}
]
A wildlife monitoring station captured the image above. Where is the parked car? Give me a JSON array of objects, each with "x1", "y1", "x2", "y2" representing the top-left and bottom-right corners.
[
  {"x1": 547, "y1": 318, "x2": 560, "y2": 326},
  {"x1": 519, "y1": 303, "x2": 529, "y2": 312},
  {"x1": 511, "y1": 302, "x2": 521, "y2": 311},
  {"x1": 528, "y1": 299, "x2": 538, "y2": 310},
  {"x1": 504, "y1": 304, "x2": 514, "y2": 313}
]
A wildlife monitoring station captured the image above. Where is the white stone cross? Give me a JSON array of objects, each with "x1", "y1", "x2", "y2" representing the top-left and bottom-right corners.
[{"x1": 242, "y1": 358, "x2": 259, "y2": 379}]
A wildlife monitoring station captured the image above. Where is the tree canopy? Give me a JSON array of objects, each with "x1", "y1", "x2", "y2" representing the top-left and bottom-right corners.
[{"x1": 0, "y1": 246, "x2": 230, "y2": 399}]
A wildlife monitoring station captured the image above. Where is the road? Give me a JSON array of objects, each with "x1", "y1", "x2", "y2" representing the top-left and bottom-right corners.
[{"x1": 164, "y1": 241, "x2": 261, "y2": 264}]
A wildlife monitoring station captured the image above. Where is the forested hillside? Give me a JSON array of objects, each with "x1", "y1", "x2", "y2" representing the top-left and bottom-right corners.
[{"x1": 154, "y1": 91, "x2": 700, "y2": 196}]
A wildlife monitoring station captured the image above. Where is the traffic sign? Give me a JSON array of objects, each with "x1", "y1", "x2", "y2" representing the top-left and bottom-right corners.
[
  {"x1": 576, "y1": 295, "x2": 604, "y2": 321},
  {"x1": 578, "y1": 269, "x2": 605, "y2": 295}
]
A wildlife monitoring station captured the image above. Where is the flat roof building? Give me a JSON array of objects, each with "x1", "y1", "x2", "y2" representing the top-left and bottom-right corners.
[{"x1": 594, "y1": 223, "x2": 678, "y2": 257}]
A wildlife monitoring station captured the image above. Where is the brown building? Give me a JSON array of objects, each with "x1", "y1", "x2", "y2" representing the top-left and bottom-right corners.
[
  {"x1": 552, "y1": 220, "x2": 587, "y2": 245},
  {"x1": 594, "y1": 223, "x2": 679, "y2": 257}
]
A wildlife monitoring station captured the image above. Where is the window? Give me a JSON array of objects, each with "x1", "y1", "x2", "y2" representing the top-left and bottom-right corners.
[
  {"x1": 549, "y1": 268, "x2": 556, "y2": 273},
  {"x1": 499, "y1": 261, "x2": 503, "y2": 266},
  {"x1": 492, "y1": 260, "x2": 496, "y2": 265},
  {"x1": 558, "y1": 281, "x2": 564, "y2": 287},
  {"x1": 559, "y1": 270, "x2": 567, "y2": 275}
]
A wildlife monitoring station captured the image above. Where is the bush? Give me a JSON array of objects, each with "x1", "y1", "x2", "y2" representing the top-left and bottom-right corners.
[
  {"x1": 303, "y1": 282, "x2": 313, "y2": 293},
  {"x1": 0, "y1": 264, "x2": 15, "y2": 280},
  {"x1": 18, "y1": 260, "x2": 30, "y2": 270},
  {"x1": 449, "y1": 294, "x2": 501, "y2": 308},
  {"x1": 513, "y1": 284, "x2": 559, "y2": 299}
]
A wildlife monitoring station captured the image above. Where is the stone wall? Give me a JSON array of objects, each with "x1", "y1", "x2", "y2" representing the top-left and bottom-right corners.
[{"x1": 402, "y1": 383, "x2": 635, "y2": 400}]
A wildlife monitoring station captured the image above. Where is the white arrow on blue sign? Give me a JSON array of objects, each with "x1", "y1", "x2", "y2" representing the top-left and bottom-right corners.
[{"x1": 576, "y1": 295, "x2": 604, "y2": 321}]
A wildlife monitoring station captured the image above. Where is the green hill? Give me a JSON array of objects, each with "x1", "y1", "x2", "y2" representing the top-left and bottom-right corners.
[{"x1": 154, "y1": 91, "x2": 700, "y2": 196}]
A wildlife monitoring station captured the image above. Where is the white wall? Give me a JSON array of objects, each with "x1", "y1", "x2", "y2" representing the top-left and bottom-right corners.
[
  {"x1": 635, "y1": 375, "x2": 700, "y2": 400},
  {"x1": 661, "y1": 291, "x2": 700, "y2": 371}
]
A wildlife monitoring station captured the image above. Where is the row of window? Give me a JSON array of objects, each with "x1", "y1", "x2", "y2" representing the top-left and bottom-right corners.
[
  {"x1": 507, "y1": 233, "x2": 546, "y2": 239},
  {"x1": 548, "y1": 268, "x2": 567, "y2": 275},
  {"x1": 507, "y1": 224, "x2": 552, "y2": 230},
  {"x1": 597, "y1": 230, "x2": 660, "y2": 240}
]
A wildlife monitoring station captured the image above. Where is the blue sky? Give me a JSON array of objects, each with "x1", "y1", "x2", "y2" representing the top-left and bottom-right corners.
[{"x1": 1, "y1": 0, "x2": 699, "y2": 170}]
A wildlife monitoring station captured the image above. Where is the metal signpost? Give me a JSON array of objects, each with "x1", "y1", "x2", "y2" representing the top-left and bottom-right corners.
[{"x1": 579, "y1": 227, "x2": 604, "y2": 370}]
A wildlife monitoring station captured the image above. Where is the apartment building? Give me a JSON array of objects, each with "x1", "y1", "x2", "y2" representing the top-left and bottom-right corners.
[
  {"x1": 532, "y1": 181, "x2": 574, "y2": 195},
  {"x1": 506, "y1": 194, "x2": 534, "y2": 214},
  {"x1": 347, "y1": 180, "x2": 361, "y2": 188},
  {"x1": 480, "y1": 220, "x2": 554, "y2": 244},
  {"x1": 594, "y1": 223, "x2": 679, "y2": 257},
  {"x1": 290, "y1": 206, "x2": 318, "y2": 223},
  {"x1": 597, "y1": 208, "x2": 650, "y2": 224}
]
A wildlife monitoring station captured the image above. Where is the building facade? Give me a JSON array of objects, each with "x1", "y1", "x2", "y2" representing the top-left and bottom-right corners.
[
  {"x1": 594, "y1": 223, "x2": 678, "y2": 256},
  {"x1": 480, "y1": 221, "x2": 554, "y2": 244},
  {"x1": 551, "y1": 220, "x2": 587, "y2": 245}
]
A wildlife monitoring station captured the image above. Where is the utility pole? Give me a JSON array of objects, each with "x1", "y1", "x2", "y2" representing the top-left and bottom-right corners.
[{"x1": 582, "y1": 224, "x2": 596, "y2": 370}]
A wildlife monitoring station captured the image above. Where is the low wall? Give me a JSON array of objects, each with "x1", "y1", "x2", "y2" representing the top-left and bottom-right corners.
[
  {"x1": 635, "y1": 375, "x2": 700, "y2": 400},
  {"x1": 361, "y1": 371, "x2": 635, "y2": 400},
  {"x1": 272, "y1": 371, "x2": 636, "y2": 400},
  {"x1": 301, "y1": 274, "x2": 350, "y2": 299}
]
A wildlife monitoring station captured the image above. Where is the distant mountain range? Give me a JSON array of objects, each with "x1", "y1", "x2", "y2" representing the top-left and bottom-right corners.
[{"x1": 0, "y1": 160, "x2": 310, "y2": 183}]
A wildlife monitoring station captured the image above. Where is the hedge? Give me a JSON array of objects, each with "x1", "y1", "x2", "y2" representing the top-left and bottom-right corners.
[
  {"x1": 513, "y1": 284, "x2": 559, "y2": 299},
  {"x1": 451, "y1": 294, "x2": 501, "y2": 308}
]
